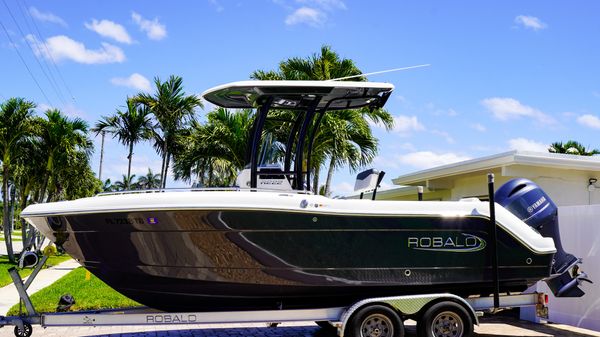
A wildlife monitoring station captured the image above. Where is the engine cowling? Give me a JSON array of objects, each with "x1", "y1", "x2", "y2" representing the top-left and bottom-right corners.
[{"x1": 495, "y1": 178, "x2": 591, "y2": 297}]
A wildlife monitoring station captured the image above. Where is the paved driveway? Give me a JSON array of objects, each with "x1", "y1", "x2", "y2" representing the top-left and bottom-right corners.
[
  {"x1": 1, "y1": 317, "x2": 599, "y2": 337},
  {"x1": 0, "y1": 240, "x2": 23, "y2": 256}
]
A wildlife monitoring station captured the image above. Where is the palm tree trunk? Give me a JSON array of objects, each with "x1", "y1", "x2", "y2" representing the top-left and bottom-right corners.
[
  {"x1": 324, "y1": 156, "x2": 336, "y2": 197},
  {"x1": 127, "y1": 142, "x2": 134, "y2": 189},
  {"x1": 208, "y1": 162, "x2": 214, "y2": 187},
  {"x1": 19, "y1": 184, "x2": 31, "y2": 249},
  {"x1": 312, "y1": 166, "x2": 320, "y2": 194},
  {"x1": 38, "y1": 173, "x2": 49, "y2": 203},
  {"x1": 3, "y1": 166, "x2": 15, "y2": 263},
  {"x1": 159, "y1": 142, "x2": 168, "y2": 188},
  {"x1": 98, "y1": 131, "x2": 105, "y2": 180},
  {"x1": 163, "y1": 151, "x2": 170, "y2": 189},
  {"x1": 199, "y1": 159, "x2": 206, "y2": 187}
]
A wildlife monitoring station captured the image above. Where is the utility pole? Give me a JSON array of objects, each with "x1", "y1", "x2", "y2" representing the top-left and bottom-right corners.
[{"x1": 98, "y1": 131, "x2": 105, "y2": 181}]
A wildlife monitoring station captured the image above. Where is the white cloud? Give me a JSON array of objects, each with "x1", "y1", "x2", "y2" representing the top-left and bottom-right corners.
[
  {"x1": 431, "y1": 130, "x2": 455, "y2": 144},
  {"x1": 331, "y1": 181, "x2": 354, "y2": 195},
  {"x1": 396, "y1": 151, "x2": 471, "y2": 170},
  {"x1": 36, "y1": 103, "x2": 86, "y2": 118},
  {"x1": 62, "y1": 103, "x2": 87, "y2": 118},
  {"x1": 36, "y1": 103, "x2": 53, "y2": 114},
  {"x1": 471, "y1": 123, "x2": 487, "y2": 132},
  {"x1": 285, "y1": 7, "x2": 326, "y2": 27},
  {"x1": 386, "y1": 115, "x2": 425, "y2": 135},
  {"x1": 481, "y1": 97, "x2": 554, "y2": 124},
  {"x1": 508, "y1": 138, "x2": 548, "y2": 152},
  {"x1": 297, "y1": 0, "x2": 346, "y2": 10},
  {"x1": 427, "y1": 102, "x2": 458, "y2": 117},
  {"x1": 131, "y1": 12, "x2": 167, "y2": 40},
  {"x1": 208, "y1": 0, "x2": 224, "y2": 12},
  {"x1": 29, "y1": 7, "x2": 67, "y2": 27},
  {"x1": 85, "y1": 19, "x2": 132, "y2": 44},
  {"x1": 111, "y1": 73, "x2": 152, "y2": 92},
  {"x1": 515, "y1": 15, "x2": 547, "y2": 31},
  {"x1": 373, "y1": 155, "x2": 399, "y2": 169},
  {"x1": 27, "y1": 34, "x2": 125, "y2": 64},
  {"x1": 577, "y1": 114, "x2": 600, "y2": 129}
]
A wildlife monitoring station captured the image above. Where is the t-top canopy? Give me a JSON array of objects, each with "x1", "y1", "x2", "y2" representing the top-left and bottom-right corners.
[{"x1": 202, "y1": 80, "x2": 394, "y2": 110}]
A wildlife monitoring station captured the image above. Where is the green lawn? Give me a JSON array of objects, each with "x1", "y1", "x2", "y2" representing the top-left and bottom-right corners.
[
  {"x1": 0, "y1": 254, "x2": 72, "y2": 287},
  {"x1": 7, "y1": 267, "x2": 140, "y2": 315}
]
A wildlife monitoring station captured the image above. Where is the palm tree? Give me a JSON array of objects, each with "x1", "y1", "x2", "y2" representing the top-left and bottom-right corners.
[
  {"x1": 102, "y1": 178, "x2": 114, "y2": 192},
  {"x1": 13, "y1": 134, "x2": 46, "y2": 249},
  {"x1": 0, "y1": 97, "x2": 36, "y2": 262},
  {"x1": 319, "y1": 110, "x2": 381, "y2": 196},
  {"x1": 252, "y1": 45, "x2": 394, "y2": 194},
  {"x1": 114, "y1": 174, "x2": 137, "y2": 191},
  {"x1": 36, "y1": 109, "x2": 92, "y2": 203},
  {"x1": 137, "y1": 168, "x2": 161, "y2": 189},
  {"x1": 132, "y1": 75, "x2": 203, "y2": 188},
  {"x1": 93, "y1": 99, "x2": 153, "y2": 189},
  {"x1": 549, "y1": 141, "x2": 600, "y2": 156},
  {"x1": 173, "y1": 108, "x2": 254, "y2": 187}
]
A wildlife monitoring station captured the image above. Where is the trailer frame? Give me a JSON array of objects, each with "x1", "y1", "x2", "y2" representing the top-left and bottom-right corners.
[{"x1": 0, "y1": 259, "x2": 548, "y2": 337}]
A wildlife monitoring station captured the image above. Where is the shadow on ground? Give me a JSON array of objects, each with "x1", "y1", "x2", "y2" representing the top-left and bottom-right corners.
[{"x1": 475, "y1": 316, "x2": 598, "y2": 337}]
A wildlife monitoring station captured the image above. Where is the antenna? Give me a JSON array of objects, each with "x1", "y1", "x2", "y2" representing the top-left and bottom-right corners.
[{"x1": 329, "y1": 64, "x2": 430, "y2": 81}]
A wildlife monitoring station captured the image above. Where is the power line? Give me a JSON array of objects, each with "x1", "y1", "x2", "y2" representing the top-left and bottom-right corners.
[
  {"x1": 2, "y1": 0, "x2": 65, "y2": 106},
  {"x1": 22, "y1": 0, "x2": 76, "y2": 102},
  {"x1": 0, "y1": 19, "x2": 53, "y2": 106},
  {"x1": 14, "y1": 0, "x2": 67, "y2": 105}
]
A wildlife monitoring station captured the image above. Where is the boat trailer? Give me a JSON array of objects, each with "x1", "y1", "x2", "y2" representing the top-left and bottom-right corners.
[{"x1": 0, "y1": 256, "x2": 548, "y2": 337}]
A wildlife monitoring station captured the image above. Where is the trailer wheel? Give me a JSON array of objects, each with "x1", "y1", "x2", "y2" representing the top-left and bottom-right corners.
[
  {"x1": 13, "y1": 322, "x2": 32, "y2": 337},
  {"x1": 417, "y1": 301, "x2": 472, "y2": 337},
  {"x1": 346, "y1": 304, "x2": 404, "y2": 337}
]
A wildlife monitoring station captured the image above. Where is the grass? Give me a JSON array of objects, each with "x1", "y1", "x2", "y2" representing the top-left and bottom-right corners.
[
  {"x1": 0, "y1": 254, "x2": 72, "y2": 288},
  {"x1": 7, "y1": 267, "x2": 140, "y2": 315}
]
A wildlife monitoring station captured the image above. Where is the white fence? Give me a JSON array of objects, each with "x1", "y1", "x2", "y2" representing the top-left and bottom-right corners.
[{"x1": 521, "y1": 204, "x2": 600, "y2": 331}]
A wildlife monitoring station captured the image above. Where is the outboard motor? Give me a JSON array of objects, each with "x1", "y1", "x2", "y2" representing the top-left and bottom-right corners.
[{"x1": 495, "y1": 178, "x2": 592, "y2": 297}]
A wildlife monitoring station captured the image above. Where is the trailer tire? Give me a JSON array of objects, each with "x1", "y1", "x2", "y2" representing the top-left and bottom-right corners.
[
  {"x1": 13, "y1": 322, "x2": 32, "y2": 337},
  {"x1": 417, "y1": 301, "x2": 472, "y2": 337},
  {"x1": 346, "y1": 304, "x2": 404, "y2": 337}
]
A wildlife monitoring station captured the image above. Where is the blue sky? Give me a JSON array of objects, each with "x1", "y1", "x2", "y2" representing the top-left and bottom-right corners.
[{"x1": 1, "y1": 1, "x2": 599, "y2": 195}]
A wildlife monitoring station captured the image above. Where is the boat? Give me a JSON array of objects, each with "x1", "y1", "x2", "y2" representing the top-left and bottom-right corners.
[{"x1": 20, "y1": 80, "x2": 590, "y2": 312}]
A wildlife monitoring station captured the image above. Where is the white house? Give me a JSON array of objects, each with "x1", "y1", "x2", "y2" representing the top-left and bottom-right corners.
[
  {"x1": 363, "y1": 150, "x2": 600, "y2": 205},
  {"x1": 360, "y1": 150, "x2": 600, "y2": 331}
]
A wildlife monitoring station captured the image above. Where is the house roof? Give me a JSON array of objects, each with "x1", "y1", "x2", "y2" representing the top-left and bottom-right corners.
[{"x1": 392, "y1": 150, "x2": 600, "y2": 186}]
